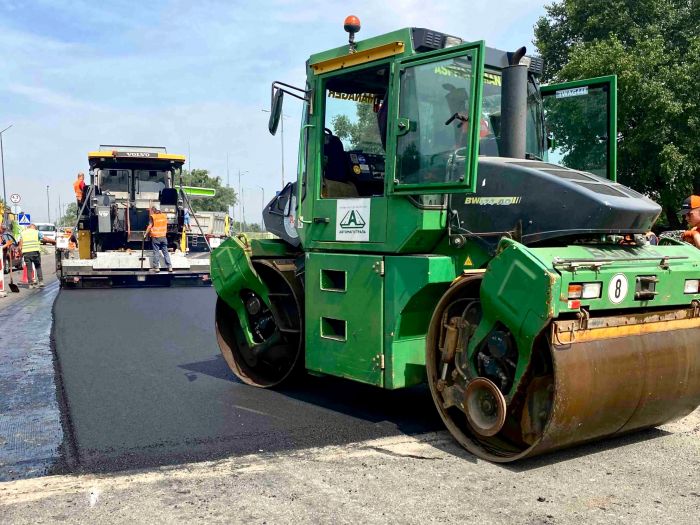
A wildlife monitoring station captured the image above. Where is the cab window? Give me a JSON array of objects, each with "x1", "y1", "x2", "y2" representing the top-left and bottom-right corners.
[
  {"x1": 321, "y1": 65, "x2": 389, "y2": 199},
  {"x1": 101, "y1": 169, "x2": 130, "y2": 192},
  {"x1": 135, "y1": 170, "x2": 169, "y2": 194}
]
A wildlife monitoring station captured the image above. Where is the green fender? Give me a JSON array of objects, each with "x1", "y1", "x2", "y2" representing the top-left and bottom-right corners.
[
  {"x1": 210, "y1": 235, "x2": 272, "y2": 348},
  {"x1": 466, "y1": 238, "x2": 560, "y2": 398}
]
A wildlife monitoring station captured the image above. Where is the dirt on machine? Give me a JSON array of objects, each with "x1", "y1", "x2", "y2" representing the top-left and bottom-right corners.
[
  {"x1": 57, "y1": 146, "x2": 212, "y2": 288},
  {"x1": 210, "y1": 18, "x2": 700, "y2": 462}
]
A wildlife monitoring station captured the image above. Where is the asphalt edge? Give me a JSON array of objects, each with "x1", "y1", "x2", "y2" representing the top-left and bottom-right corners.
[{"x1": 48, "y1": 286, "x2": 80, "y2": 474}]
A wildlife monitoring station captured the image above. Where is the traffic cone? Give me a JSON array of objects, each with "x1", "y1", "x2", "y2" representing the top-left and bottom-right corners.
[{"x1": 20, "y1": 261, "x2": 34, "y2": 285}]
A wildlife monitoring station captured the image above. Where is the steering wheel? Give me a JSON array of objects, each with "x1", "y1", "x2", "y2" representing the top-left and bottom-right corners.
[{"x1": 445, "y1": 112, "x2": 469, "y2": 126}]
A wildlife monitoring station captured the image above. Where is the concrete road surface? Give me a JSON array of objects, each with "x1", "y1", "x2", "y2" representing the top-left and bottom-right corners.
[
  {"x1": 1, "y1": 411, "x2": 698, "y2": 524},
  {"x1": 0, "y1": 246, "x2": 57, "y2": 312},
  {"x1": 53, "y1": 287, "x2": 442, "y2": 473}
]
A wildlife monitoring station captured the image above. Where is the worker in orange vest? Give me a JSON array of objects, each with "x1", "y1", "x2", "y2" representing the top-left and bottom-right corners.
[
  {"x1": 144, "y1": 204, "x2": 172, "y2": 272},
  {"x1": 73, "y1": 172, "x2": 86, "y2": 210},
  {"x1": 680, "y1": 195, "x2": 700, "y2": 248}
]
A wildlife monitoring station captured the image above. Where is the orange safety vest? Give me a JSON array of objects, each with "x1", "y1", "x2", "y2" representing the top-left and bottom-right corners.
[
  {"x1": 73, "y1": 179, "x2": 84, "y2": 200},
  {"x1": 150, "y1": 212, "x2": 168, "y2": 238}
]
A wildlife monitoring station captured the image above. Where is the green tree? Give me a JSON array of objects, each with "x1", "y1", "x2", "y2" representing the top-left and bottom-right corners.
[
  {"x1": 331, "y1": 102, "x2": 385, "y2": 154},
  {"x1": 180, "y1": 168, "x2": 237, "y2": 213},
  {"x1": 535, "y1": 0, "x2": 700, "y2": 227},
  {"x1": 57, "y1": 203, "x2": 78, "y2": 226}
]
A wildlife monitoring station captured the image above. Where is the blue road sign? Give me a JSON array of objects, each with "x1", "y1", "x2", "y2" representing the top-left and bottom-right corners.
[{"x1": 18, "y1": 213, "x2": 31, "y2": 226}]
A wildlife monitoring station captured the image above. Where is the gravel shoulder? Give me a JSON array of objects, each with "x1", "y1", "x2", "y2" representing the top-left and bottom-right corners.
[{"x1": 1, "y1": 408, "x2": 698, "y2": 524}]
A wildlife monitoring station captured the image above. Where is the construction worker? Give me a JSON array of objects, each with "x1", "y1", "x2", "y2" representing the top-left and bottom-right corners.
[
  {"x1": 18, "y1": 223, "x2": 55, "y2": 288},
  {"x1": 680, "y1": 195, "x2": 700, "y2": 248},
  {"x1": 145, "y1": 204, "x2": 172, "y2": 272},
  {"x1": 73, "y1": 172, "x2": 86, "y2": 210},
  {"x1": 183, "y1": 207, "x2": 192, "y2": 232},
  {"x1": 1, "y1": 223, "x2": 16, "y2": 251}
]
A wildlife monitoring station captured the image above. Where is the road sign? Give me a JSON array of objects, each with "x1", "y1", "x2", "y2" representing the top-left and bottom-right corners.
[
  {"x1": 10, "y1": 205, "x2": 21, "y2": 215},
  {"x1": 9, "y1": 193, "x2": 21, "y2": 204},
  {"x1": 18, "y1": 213, "x2": 31, "y2": 226}
]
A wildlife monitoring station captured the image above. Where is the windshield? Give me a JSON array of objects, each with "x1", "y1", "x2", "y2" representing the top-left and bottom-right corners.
[
  {"x1": 396, "y1": 66, "x2": 546, "y2": 190},
  {"x1": 37, "y1": 224, "x2": 56, "y2": 232},
  {"x1": 101, "y1": 169, "x2": 130, "y2": 192},
  {"x1": 135, "y1": 169, "x2": 169, "y2": 194}
]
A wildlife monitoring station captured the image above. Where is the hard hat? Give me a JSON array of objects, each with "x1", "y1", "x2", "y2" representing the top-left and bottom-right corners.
[{"x1": 151, "y1": 203, "x2": 161, "y2": 211}]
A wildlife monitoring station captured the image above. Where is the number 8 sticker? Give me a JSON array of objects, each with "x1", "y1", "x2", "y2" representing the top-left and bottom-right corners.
[{"x1": 608, "y1": 274, "x2": 628, "y2": 304}]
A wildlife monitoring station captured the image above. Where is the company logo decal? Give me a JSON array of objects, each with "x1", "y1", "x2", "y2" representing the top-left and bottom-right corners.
[{"x1": 335, "y1": 198, "x2": 370, "y2": 242}]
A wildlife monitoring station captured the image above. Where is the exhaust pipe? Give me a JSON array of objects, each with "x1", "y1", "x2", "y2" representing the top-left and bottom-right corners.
[{"x1": 501, "y1": 46, "x2": 528, "y2": 159}]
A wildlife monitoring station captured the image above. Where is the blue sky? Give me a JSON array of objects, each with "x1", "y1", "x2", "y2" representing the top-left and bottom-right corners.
[{"x1": 0, "y1": 0, "x2": 546, "y2": 223}]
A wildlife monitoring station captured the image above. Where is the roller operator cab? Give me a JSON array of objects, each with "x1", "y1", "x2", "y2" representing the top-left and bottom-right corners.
[{"x1": 211, "y1": 19, "x2": 700, "y2": 462}]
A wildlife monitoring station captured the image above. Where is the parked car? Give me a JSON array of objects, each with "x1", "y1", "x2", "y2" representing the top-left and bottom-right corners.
[{"x1": 36, "y1": 223, "x2": 57, "y2": 244}]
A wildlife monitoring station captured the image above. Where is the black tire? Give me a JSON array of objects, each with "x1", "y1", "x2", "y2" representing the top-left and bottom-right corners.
[{"x1": 215, "y1": 260, "x2": 304, "y2": 388}]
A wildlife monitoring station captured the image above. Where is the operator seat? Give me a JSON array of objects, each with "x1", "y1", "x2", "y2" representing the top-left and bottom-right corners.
[
  {"x1": 160, "y1": 188, "x2": 179, "y2": 206},
  {"x1": 323, "y1": 129, "x2": 358, "y2": 197}
]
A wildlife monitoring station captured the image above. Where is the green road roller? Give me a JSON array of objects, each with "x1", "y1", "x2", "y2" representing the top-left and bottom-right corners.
[{"x1": 211, "y1": 18, "x2": 700, "y2": 462}]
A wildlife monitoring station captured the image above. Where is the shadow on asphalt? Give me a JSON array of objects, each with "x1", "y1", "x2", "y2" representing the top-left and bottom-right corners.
[
  {"x1": 178, "y1": 353, "x2": 672, "y2": 471},
  {"x1": 179, "y1": 352, "x2": 443, "y2": 437}
]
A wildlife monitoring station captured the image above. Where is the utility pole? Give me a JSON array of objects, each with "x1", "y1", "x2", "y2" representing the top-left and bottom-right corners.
[
  {"x1": 58, "y1": 195, "x2": 62, "y2": 225},
  {"x1": 237, "y1": 170, "x2": 248, "y2": 232},
  {"x1": 241, "y1": 186, "x2": 246, "y2": 231},
  {"x1": 226, "y1": 153, "x2": 232, "y2": 221},
  {"x1": 256, "y1": 185, "x2": 265, "y2": 231},
  {"x1": 0, "y1": 124, "x2": 12, "y2": 223},
  {"x1": 46, "y1": 185, "x2": 50, "y2": 223}
]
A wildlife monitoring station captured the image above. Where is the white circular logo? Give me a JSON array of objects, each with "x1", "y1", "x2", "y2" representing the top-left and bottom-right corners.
[
  {"x1": 9, "y1": 193, "x2": 21, "y2": 204},
  {"x1": 608, "y1": 274, "x2": 629, "y2": 304}
]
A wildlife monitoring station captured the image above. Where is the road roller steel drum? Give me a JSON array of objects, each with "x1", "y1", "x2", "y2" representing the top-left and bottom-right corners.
[{"x1": 425, "y1": 240, "x2": 700, "y2": 461}]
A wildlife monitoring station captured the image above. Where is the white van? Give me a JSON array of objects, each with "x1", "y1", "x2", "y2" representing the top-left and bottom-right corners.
[{"x1": 35, "y1": 223, "x2": 57, "y2": 243}]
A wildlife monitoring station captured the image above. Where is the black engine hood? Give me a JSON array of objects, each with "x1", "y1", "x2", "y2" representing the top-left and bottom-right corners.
[{"x1": 451, "y1": 158, "x2": 661, "y2": 245}]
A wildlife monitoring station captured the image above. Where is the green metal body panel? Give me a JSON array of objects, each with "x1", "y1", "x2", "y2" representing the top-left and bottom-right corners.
[
  {"x1": 305, "y1": 252, "x2": 385, "y2": 386},
  {"x1": 383, "y1": 255, "x2": 460, "y2": 389},
  {"x1": 470, "y1": 239, "x2": 560, "y2": 398},
  {"x1": 529, "y1": 242, "x2": 700, "y2": 314},
  {"x1": 211, "y1": 236, "x2": 273, "y2": 347},
  {"x1": 248, "y1": 238, "x2": 298, "y2": 258}
]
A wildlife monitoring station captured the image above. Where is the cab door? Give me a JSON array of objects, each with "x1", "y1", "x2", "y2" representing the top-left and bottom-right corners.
[
  {"x1": 541, "y1": 75, "x2": 617, "y2": 181},
  {"x1": 388, "y1": 41, "x2": 486, "y2": 195},
  {"x1": 309, "y1": 61, "x2": 392, "y2": 246}
]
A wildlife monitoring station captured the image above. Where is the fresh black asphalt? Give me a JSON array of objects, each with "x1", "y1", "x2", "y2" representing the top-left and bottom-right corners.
[{"x1": 53, "y1": 287, "x2": 442, "y2": 473}]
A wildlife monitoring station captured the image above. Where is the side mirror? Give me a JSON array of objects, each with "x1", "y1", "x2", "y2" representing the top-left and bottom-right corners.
[{"x1": 269, "y1": 89, "x2": 284, "y2": 136}]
